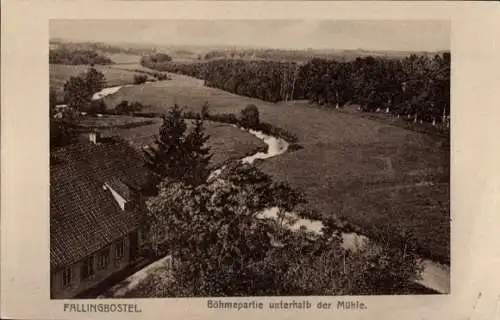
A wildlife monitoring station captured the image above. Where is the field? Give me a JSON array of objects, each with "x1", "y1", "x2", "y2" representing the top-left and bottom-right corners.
[
  {"x1": 97, "y1": 71, "x2": 450, "y2": 264},
  {"x1": 78, "y1": 116, "x2": 266, "y2": 168}
]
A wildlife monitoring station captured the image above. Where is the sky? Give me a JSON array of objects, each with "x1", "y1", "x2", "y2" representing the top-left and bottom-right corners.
[{"x1": 50, "y1": 20, "x2": 450, "y2": 52}]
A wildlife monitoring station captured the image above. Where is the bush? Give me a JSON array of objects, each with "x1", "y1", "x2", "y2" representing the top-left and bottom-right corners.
[
  {"x1": 134, "y1": 74, "x2": 148, "y2": 85},
  {"x1": 256, "y1": 121, "x2": 298, "y2": 143},
  {"x1": 238, "y1": 104, "x2": 260, "y2": 129},
  {"x1": 87, "y1": 100, "x2": 107, "y2": 115},
  {"x1": 114, "y1": 100, "x2": 145, "y2": 115},
  {"x1": 183, "y1": 111, "x2": 201, "y2": 120},
  {"x1": 201, "y1": 102, "x2": 210, "y2": 119},
  {"x1": 208, "y1": 113, "x2": 238, "y2": 124},
  {"x1": 155, "y1": 73, "x2": 170, "y2": 81}
]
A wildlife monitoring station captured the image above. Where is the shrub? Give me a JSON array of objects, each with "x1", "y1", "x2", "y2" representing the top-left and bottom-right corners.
[
  {"x1": 201, "y1": 102, "x2": 210, "y2": 119},
  {"x1": 155, "y1": 73, "x2": 170, "y2": 81},
  {"x1": 87, "y1": 100, "x2": 107, "y2": 115},
  {"x1": 238, "y1": 104, "x2": 260, "y2": 129},
  {"x1": 114, "y1": 100, "x2": 145, "y2": 115},
  {"x1": 209, "y1": 113, "x2": 238, "y2": 124},
  {"x1": 134, "y1": 74, "x2": 148, "y2": 85},
  {"x1": 183, "y1": 111, "x2": 201, "y2": 120}
]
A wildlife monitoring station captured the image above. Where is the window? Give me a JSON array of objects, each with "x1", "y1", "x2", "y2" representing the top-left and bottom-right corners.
[
  {"x1": 96, "y1": 248, "x2": 110, "y2": 270},
  {"x1": 81, "y1": 256, "x2": 95, "y2": 280},
  {"x1": 115, "y1": 238, "x2": 126, "y2": 260},
  {"x1": 61, "y1": 267, "x2": 72, "y2": 288}
]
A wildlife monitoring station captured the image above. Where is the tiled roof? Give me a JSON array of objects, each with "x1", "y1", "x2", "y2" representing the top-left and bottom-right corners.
[{"x1": 50, "y1": 139, "x2": 153, "y2": 269}]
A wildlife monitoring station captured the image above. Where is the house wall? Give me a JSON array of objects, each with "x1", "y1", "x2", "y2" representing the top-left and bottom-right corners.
[{"x1": 51, "y1": 230, "x2": 141, "y2": 299}]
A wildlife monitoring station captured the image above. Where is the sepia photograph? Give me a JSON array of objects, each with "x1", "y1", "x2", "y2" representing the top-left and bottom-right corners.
[{"x1": 48, "y1": 19, "x2": 452, "y2": 300}]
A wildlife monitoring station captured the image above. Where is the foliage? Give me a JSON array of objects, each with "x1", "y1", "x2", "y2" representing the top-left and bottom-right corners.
[
  {"x1": 141, "y1": 53, "x2": 172, "y2": 65},
  {"x1": 134, "y1": 74, "x2": 148, "y2": 85},
  {"x1": 142, "y1": 52, "x2": 450, "y2": 126},
  {"x1": 49, "y1": 47, "x2": 113, "y2": 65},
  {"x1": 87, "y1": 100, "x2": 107, "y2": 115},
  {"x1": 63, "y1": 76, "x2": 92, "y2": 110},
  {"x1": 154, "y1": 73, "x2": 170, "y2": 81},
  {"x1": 146, "y1": 164, "x2": 301, "y2": 296},
  {"x1": 49, "y1": 88, "x2": 59, "y2": 113},
  {"x1": 144, "y1": 163, "x2": 423, "y2": 297},
  {"x1": 143, "y1": 105, "x2": 213, "y2": 187},
  {"x1": 50, "y1": 95, "x2": 80, "y2": 149},
  {"x1": 201, "y1": 101, "x2": 210, "y2": 120},
  {"x1": 114, "y1": 100, "x2": 145, "y2": 115},
  {"x1": 50, "y1": 118, "x2": 78, "y2": 149},
  {"x1": 85, "y1": 67, "x2": 106, "y2": 94},
  {"x1": 50, "y1": 40, "x2": 157, "y2": 56},
  {"x1": 143, "y1": 105, "x2": 188, "y2": 182},
  {"x1": 184, "y1": 119, "x2": 212, "y2": 186},
  {"x1": 63, "y1": 67, "x2": 106, "y2": 110},
  {"x1": 238, "y1": 104, "x2": 260, "y2": 129}
]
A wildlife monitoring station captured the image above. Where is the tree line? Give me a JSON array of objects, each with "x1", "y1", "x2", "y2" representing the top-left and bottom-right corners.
[
  {"x1": 141, "y1": 52, "x2": 450, "y2": 126},
  {"x1": 49, "y1": 47, "x2": 114, "y2": 65}
]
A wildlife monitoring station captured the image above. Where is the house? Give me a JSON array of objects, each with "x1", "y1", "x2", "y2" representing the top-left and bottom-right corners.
[{"x1": 50, "y1": 133, "x2": 155, "y2": 299}]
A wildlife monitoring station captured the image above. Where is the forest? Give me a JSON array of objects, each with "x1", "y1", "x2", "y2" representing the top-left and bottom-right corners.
[{"x1": 141, "y1": 52, "x2": 450, "y2": 126}]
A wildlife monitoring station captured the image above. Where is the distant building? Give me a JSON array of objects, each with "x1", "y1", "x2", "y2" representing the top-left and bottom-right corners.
[{"x1": 50, "y1": 133, "x2": 155, "y2": 299}]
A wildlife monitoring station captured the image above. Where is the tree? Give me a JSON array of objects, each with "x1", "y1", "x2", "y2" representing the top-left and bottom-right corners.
[
  {"x1": 84, "y1": 67, "x2": 105, "y2": 95},
  {"x1": 145, "y1": 164, "x2": 303, "y2": 297},
  {"x1": 49, "y1": 47, "x2": 113, "y2": 65},
  {"x1": 87, "y1": 99, "x2": 107, "y2": 115},
  {"x1": 49, "y1": 88, "x2": 60, "y2": 118},
  {"x1": 271, "y1": 181, "x2": 306, "y2": 234},
  {"x1": 143, "y1": 104, "x2": 188, "y2": 183},
  {"x1": 50, "y1": 101, "x2": 80, "y2": 149},
  {"x1": 63, "y1": 67, "x2": 106, "y2": 110},
  {"x1": 184, "y1": 119, "x2": 212, "y2": 186},
  {"x1": 238, "y1": 104, "x2": 260, "y2": 129},
  {"x1": 64, "y1": 76, "x2": 92, "y2": 110},
  {"x1": 134, "y1": 74, "x2": 148, "y2": 84},
  {"x1": 201, "y1": 101, "x2": 210, "y2": 120},
  {"x1": 141, "y1": 53, "x2": 450, "y2": 126}
]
